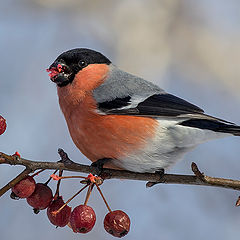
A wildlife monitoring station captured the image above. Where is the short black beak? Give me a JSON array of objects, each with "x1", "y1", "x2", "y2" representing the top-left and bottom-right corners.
[{"x1": 48, "y1": 61, "x2": 73, "y2": 87}]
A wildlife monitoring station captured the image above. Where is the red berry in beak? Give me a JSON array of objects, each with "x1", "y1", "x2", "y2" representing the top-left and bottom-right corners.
[
  {"x1": 57, "y1": 64, "x2": 63, "y2": 72},
  {"x1": 69, "y1": 205, "x2": 96, "y2": 233},
  {"x1": 12, "y1": 175, "x2": 36, "y2": 198},
  {"x1": 104, "y1": 210, "x2": 130, "y2": 238},
  {"x1": 47, "y1": 196, "x2": 71, "y2": 227},
  {"x1": 27, "y1": 183, "x2": 53, "y2": 211},
  {"x1": 0, "y1": 115, "x2": 7, "y2": 135}
]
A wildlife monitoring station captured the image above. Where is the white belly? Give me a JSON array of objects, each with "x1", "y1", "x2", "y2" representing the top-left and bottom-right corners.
[{"x1": 112, "y1": 120, "x2": 229, "y2": 173}]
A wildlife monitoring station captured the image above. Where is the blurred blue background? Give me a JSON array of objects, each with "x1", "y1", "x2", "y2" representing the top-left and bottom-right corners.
[{"x1": 1, "y1": 0, "x2": 240, "y2": 239}]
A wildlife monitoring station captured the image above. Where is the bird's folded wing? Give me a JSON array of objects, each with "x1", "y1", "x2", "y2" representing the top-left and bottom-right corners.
[{"x1": 97, "y1": 93, "x2": 204, "y2": 117}]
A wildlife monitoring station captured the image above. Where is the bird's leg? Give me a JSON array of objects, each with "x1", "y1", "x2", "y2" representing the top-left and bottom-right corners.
[
  {"x1": 91, "y1": 158, "x2": 112, "y2": 176},
  {"x1": 57, "y1": 148, "x2": 75, "y2": 165},
  {"x1": 146, "y1": 168, "x2": 165, "y2": 187}
]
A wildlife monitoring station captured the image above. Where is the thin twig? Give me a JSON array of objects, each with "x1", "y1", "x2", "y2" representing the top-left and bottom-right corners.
[
  {"x1": 191, "y1": 162, "x2": 205, "y2": 181},
  {"x1": 236, "y1": 196, "x2": 240, "y2": 206}
]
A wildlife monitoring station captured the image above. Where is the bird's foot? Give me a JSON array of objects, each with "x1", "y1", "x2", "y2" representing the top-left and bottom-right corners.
[
  {"x1": 146, "y1": 168, "x2": 165, "y2": 187},
  {"x1": 57, "y1": 148, "x2": 74, "y2": 165},
  {"x1": 91, "y1": 158, "x2": 112, "y2": 176}
]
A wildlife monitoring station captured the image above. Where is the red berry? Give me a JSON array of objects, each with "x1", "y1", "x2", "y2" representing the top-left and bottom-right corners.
[
  {"x1": 47, "y1": 196, "x2": 71, "y2": 227},
  {"x1": 27, "y1": 183, "x2": 53, "y2": 211},
  {"x1": 0, "y1": 115, "x2": 6, "y2": 135},
  {"x1": 104, "y1": 210, "x2": 130, "y2": 238},
  {"x1": 12, "y1": 175, "x2": 36, "y2": 198},
  {"x1": 70, "y1": 205, "x2": 96, "y2": 233}
]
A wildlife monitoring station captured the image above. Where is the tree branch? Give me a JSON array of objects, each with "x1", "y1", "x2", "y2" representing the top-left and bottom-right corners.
[{"x1": 1, "y1": 151, "x2": 240, "y2": 198}]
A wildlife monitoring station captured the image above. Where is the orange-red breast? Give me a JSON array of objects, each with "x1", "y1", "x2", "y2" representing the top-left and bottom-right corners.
[{"x1": 47, "y1": 48, "x2": 240, "y2": 173}]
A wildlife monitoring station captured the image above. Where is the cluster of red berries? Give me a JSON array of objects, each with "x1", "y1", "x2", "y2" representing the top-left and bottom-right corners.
[{"x1": 11, "y1": 171, "x2": 130, "y2": 238}]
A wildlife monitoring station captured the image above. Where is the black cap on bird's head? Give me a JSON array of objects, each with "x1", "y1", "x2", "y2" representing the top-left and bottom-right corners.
[{"x1": 47, "y1": 48, "x2": 111, "y2": 87}]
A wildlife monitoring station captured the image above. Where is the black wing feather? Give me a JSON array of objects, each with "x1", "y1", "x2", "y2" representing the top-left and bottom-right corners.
[
  {"x1": 180, "y1": 119, "x2": 240, "y2": 136},
  {"x1": 98, "y1": 94, "x2": 204, "y2": 117},
  {"x1": 98, "y1": 96, "x2": 131, "y2": 110}
]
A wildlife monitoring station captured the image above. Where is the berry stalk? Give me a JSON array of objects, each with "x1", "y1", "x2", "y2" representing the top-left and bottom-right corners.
[
  {"x1": 53, "y1": 184, "x2": 89, "y2": 215},
  {"x1": 84, "y1": 183, "x2": 94, "y2": 205},
  {"x1": 54, "y1": 170, "x2": 63, "y2": 198},
  {"x1": 31, "y1": 169, "x2": 45, "y2": 178},
  {"x1": 45, "y1": 169, "x2": 58, "y2": 185},
  {"x1": 95, "y1": 183, "x2": 111, "y2": 212}
]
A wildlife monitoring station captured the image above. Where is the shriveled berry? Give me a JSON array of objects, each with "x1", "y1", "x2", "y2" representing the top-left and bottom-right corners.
[
  {"x1": 27, "y1": 183, "x2": 53, "y2": 211},
  {"x1": 47, "y1": 196, "x2": 71, "y2": 227},
  {"x1": 12, "y1": 175, "x2": 36, "y2": 198},
  {"x1": 0, "y1": 115, "x2": 6, "y2": 135},
  {"x1": 104, "y1": 210, "x2": 130, "y2": 238},
  {"x1": 70, "y1": 205, "x2": 96, "y2": 233}
]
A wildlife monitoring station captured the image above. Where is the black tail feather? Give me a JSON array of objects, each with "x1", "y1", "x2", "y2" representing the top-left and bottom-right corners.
[{"x1": 180, "y1": 119, "x2": 240, "y2": 136}]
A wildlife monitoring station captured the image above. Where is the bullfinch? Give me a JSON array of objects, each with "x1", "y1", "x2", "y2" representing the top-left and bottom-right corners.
[{"x1": 47, "y1": 48, "x2": 240, "y2": 173}]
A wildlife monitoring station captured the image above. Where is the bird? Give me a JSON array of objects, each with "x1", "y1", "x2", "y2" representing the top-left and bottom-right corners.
[{"x1": 47, "y1": 48, "x2": 240, "y2": 173}]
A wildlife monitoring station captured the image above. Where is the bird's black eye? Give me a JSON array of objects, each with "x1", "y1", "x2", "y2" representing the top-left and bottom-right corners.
[
  {"x1": 78, "y1": 60, "x2": 87, "y2": 68},
  {"x1": 58, "y1": 58, "x2": 65, "y2": 64}
]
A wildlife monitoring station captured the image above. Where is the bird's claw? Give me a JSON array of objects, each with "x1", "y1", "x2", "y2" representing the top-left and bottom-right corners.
[
  {"x1": 91, "y1": 158, "x2": 112, "y2": 176},
  {"x1": 146, "y1": 169, "x2": 165, "y2": 187}
]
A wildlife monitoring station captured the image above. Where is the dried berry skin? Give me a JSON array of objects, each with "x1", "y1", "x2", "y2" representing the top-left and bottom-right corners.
[
  {"x1": 47, "y1": 196, "x2": 71, "y2": 227},
  {"x1": 70, "y1": 205, "x2": 96, "y2": 233},
  {"x1": 104, "y1": 210, "x2": 130, "y2": 238},
  {"x1": 27, "y1": 183, "x2": 53, "y2": 210},
  {"x1": 12, "y1": 175, "x2": 36, "y2": 198},
  {"x1": 0, "y1": 116, "x2": 7, "y2": 135}
]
